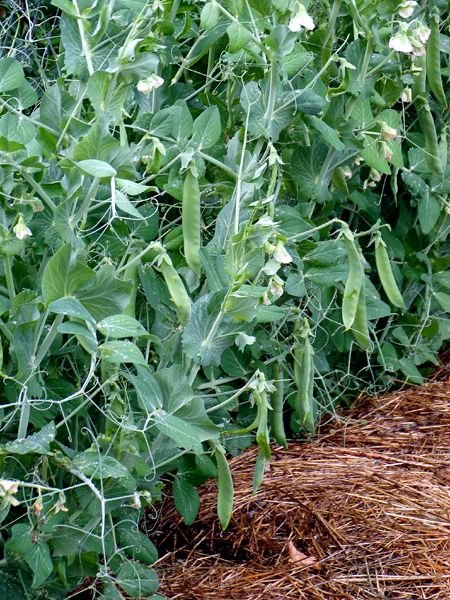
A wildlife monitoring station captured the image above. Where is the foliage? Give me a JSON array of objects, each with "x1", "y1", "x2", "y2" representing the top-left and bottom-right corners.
[{"x1": 0, "y1": 0, "x2": 448, "y2": 596}]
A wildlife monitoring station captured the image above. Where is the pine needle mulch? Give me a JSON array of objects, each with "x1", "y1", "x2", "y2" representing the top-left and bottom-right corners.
[{"x1": 151, "y1": 378, "x2": 450, "y2": 599}]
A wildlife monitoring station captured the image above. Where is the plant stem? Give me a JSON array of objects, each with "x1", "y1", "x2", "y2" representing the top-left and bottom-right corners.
[
  {"x1": 21, "y1": 171, "x2": 56, "y2": 211},
  {"x1": 72, "y1": 0, "x2": 94, "y2": 75},
  {"x1": 34, "y1": 314, "x2": 64, "y2": 367},
  {"x1": 3, "y1": 255, "x2": 15, "y2": 300}
]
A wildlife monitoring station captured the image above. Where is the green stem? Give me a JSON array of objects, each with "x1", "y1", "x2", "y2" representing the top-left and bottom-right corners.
[
  {"x1": 34, "y1": 314, "x2": 64, "y2": 367},
  {"x1": 72, "y1": 0, "x2": 94, "y2": 75},
  {"x1": 3, "y1": 255, "x2": 15, "y2": 300},
  {"x1": 0, "y1": 318, "x2": 12, "y2": 341},
  {"x1": 17, "y1": 386, "x2": 31, "y2": 440},
  {"x1": 197, "y1": 151, "x2": 237, "y2": 179},
  {"x1": 21, "y1": 171, "x2": 56, "y2": 211},
  {"x1": 72, "y1": 177, "x2": 100, "y2": 226}
]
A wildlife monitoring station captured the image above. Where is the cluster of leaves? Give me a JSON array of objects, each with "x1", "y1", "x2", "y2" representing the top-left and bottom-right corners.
[{"x1": 0, "y1": 0, "x2": 448, "y2": 597}]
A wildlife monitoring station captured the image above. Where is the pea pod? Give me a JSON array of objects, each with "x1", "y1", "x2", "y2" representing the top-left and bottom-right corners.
[
  {"x1": 252, "y1": 448, "x2": 267, "y2": 495},
  {"x1": 374, "y1": 234, "x2": 406, "y2": 310},
  {"x1": 182, "y1": 169, "x2": 201, "y2": 277},
  {"x1": 426, "y1": 9, "x2": 447, "y2": 108},
  {"x1": 214, "y1": 446, "x2": 234, "y2": 530},
  {"x1": 293, "y1": 319, "x2": 315, "y2": 435},
  {"x1": 154, "y1": 249, "x2": 191, "y2": 325},
  {"x1": 255, "y1": 396, "x2": 271, "y2": 460},
  {"x1": 351, "y1": 277, "x2": 373, "y2": 351},
  {"x1": 122, "y1": 261, "x2": 139, "y2": 318},
  {"x1": 414, "y1": 96, "x2": 443, "y2": 176},
  {"x1": 269, "y1": 361, "x2": 287, "y2": 448},
  {"x1": 164, "y1": 224, "x2": 184, "y2": 251},
  {"x1": 342, "y1": 227, "x2": 364, "y2": 330}
]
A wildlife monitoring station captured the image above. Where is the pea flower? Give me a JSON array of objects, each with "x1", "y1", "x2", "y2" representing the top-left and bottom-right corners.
[
  {"x1": 380, "y1": 122, "x2": 397, "y2": 141},
  {"x1": 381, "y1": 141, "x2": 393, "y2": 161},
  {"x1": 414, "y1": 22, "x2": 430, "y2": 44},
  {"x1": 398, "y1": 1, "x2": 417, "y2": 18},
  {"x1": 389, "y1": 32, "x2": 413, "y2": 54},
  {"x1": 273, "y1": 241, "x2": 292, "y2": 264},
  {"x1": 13, "y1": 215, "x2": 32, "y2": 240},
  {"x1": 0, "y1": 479, "x2": 20, "y2": 507},
  {"x1": 137, "y1": 74, "x2": 164, "y2": 94},
  {"x1": 288, "y1": 3, "x2": 315, "y2": 32},
  {"x1": 401, "y1": 87, "x2": 412, "y2": 102}
]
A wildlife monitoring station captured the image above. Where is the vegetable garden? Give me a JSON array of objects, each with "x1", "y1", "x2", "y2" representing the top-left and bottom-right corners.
[{"x1": 0, "y1": 0, "x2": 448, "y2": 598}]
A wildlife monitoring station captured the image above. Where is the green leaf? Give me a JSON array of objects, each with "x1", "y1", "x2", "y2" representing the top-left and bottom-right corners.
[
  {"x1": 115, "y1": 190, "x2": 144, "y2": 219},
  {"x1": 6, "y1": 524, "x2": 53, "y2": 589},
  {"x1": 116, "y1": 525, "x2": 158, "y2": 565},
  {"x1": 51, "y1": 0, "x2": 78, "y2": 16},
  {"x1": 227, "y1": 22, "x2": 252, "y2": 53},
  {"x1": 49, "y1": 297, "x2": 96, "y2": 324},
  {"x1": 100, "y1": 340, "x2": 147, "y2": 365},
  {"x1": 58, "y1": 321, "x2": 98, "y2": 353},
  {"x1": 361, "y1": 141, "x2": 391, "y2": 174},
  {"x1": 307, "y1": 116, "x2": 345, "y2": 151},
  {"x1": 2, "y1": 422, "x2": 55, "y2": 455},
  {"x1": 183, "y1": 293, "x2": 239, "y2": 366},
  {"x1": 152, "y1": 412, "x2": 204, "y2": 453},
  {"x1": 72, "y1": 450, "x2": 130, "y2": 479},
  {"x1": 87, "y1": 71, "x2": 127, "y2": 121},
  {"x1": 42, "y1": 245, "x2": 95, "y2": 306},
  {"x1": 433, "y1": 291, "x2": 450, "y2": 312},
  {"x1": 201, "y1": 2, "x2": 221, "y2": 29},
  {"x1": 418, "y1": 193, "x2": 441, "y2": 235},
  {"x1": 76, "y1": 159, "x2": 117, "y2": 177},
  {"x1": 125, "y1": 365, "x2": 163, "y2": 412},
  {"x1": 191, "y1": 106, "x2": 221, "y2": 149},
  {"x1": 116, "y1": 561, "x2": 159, "y2": 597},
  {"x1": 0, "y1": 58, "x2": 26, "y2": 93},
  {"x1": 173, "y1": 476, "x2": 200, "y2": 525},
  {"x1": 97, "y1": 314, "x2": 149, "y2": 338},
  {"x1": 0, "y1": 113, "x2": 35, "y2": 144},
  {"x1": 290, "y1": 142, "x2": 337, "y2": 201}
]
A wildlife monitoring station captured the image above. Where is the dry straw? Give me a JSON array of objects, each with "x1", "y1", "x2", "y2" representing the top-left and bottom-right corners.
[{"x1": 152, "y1": 377, "x2": 450, "y2": 599}]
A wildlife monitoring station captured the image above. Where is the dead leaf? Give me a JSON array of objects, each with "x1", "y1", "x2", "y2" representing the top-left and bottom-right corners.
[{"x1": 287, "y1": 540, "x2": 318, "y2": 567}]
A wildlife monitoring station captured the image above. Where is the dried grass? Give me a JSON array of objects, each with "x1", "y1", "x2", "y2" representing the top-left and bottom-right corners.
[{"x1": 152, "y1": 379, "x2": 450, "y2": 599}]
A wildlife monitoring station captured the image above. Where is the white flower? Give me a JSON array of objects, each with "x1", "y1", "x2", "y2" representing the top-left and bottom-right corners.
[
  {"x1": 288, "y1": 3, "x2": 315, "y2": 32},
  {"x1": 380, "y1": 122, "x2": 397, "y2": 140},
  {"x1": 273, "y1": 241, "x2": 292, "y2": 264},
  {"x1": 0, "y1": 479, "x2": 20, "y2": 507},
  {"x1": 401, "y1": 87, "x2": 412, "y2": 102},
  {"x1": 13, "y1": 215, "x2": 32, "y2": 240},
  {"x1": 235, "y1": 333, "x2": 256, "y2": 351},
  {"x1": 414, "y1": 22, "x2": 430, "y2": 44},
  {"x1": 342, "y1": 166, "x2": 352, "y2": 179},
  {"x1": 136, "y1": 74, "x2": 164, "y2": 94},
  {"x1": 398, "y1": 1, "x2": 417, "y2": 18},
  {"x1": 389, "y1": 32, "x2": 413, "y2": 54}
]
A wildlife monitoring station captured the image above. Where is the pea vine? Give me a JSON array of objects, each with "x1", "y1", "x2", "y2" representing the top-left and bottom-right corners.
[{"x1": 0, "y1": 0, "x2": 448, "y2": 597}]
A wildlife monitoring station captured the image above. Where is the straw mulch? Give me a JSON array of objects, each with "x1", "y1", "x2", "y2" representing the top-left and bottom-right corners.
[{"x1": 151, "y1": 379, "x2": 450, "y2": 599}]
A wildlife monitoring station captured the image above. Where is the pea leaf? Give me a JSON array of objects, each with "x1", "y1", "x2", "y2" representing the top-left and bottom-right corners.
[
  {"x1": 116, "y1": 524, "x2": 159, "y2": 565},
  {"x1": 116, "y1": 561, "x2": 159, "y2": 597},
  {"x1": 97, "y1": 314, "x2": 149, "y2": 338},
  {"x1": 1, "y1": 422, "x2": 55, "y2": 455},
  {"x1": 0, "y1": 58, "x2": 26, "y2": 92},
  {"x1": 191, "y1": 106, "x2": 221, "y2": 149},
  {"x1": 227, "y1": 22, "x2": 252, "y2": 53},
  {"x1": 99, "y1": 340, "x2": 147, "y2": 365},
  {"x1": 173, "y1": 476, "x2": 200, "y2": 525},
  {"x1": 76, "y1": 159, "x2": 117, "y2": 177},
  {"x1": 72, "y1": 450, "x2": 130, "y2": 479}
]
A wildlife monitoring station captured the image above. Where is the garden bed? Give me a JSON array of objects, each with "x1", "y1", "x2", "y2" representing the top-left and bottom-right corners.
[{"x1": 153, "y1": 378, "x2": 450, "y2": 599}]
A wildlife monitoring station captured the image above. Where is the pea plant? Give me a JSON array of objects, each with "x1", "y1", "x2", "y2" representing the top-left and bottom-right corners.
[{"x1": 0, "y1": 0, "x2": 448, "y2": 597}]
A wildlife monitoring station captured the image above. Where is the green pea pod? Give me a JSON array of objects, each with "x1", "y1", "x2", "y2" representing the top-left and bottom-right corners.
[
  {"x1": 215, "y1": 447, "x2": 234, "y2": 530},
  {"x1": 427, "y1": 9, "x2": 447, "y2": 108},
  {"x1": 182, "y1": 169, "x2": 201, "y2": 277},
  {"x1": 252, "y1": 448, "x2": 267, "y2": 495},
  {"x1": 342, "y1": 227, "x2": 364, "y2": 330},
  {"x1": 374, "y1": 235, "x2": 406, "y2": 310},
  {"x1": 351, "y1": 277, "x2": 373, "y2": 351},
  {"x1": 155, "y1": 251, "x2": 191, "y2": 325},
  {"x1": 255, "y1": 395, "x2": 271, "y2": 460},
  {"x1": 411, "y1": 54, "x2": 426, "y2": 99},
  {"x1": 122, "y1": 261, "x2": 139, "y2": 318},
  {"x1": 293, "y1": 320, "x2": 315, "y2": 435},
  {"x1": 269, "y1": 361, "x2": 287, "y2": 448},
  {"x1": 414, "y1": 96, "x2": 443, "y2": 176},
  {"x1": 164, "y1": 224, "x2": 184, "y2": 251}
]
